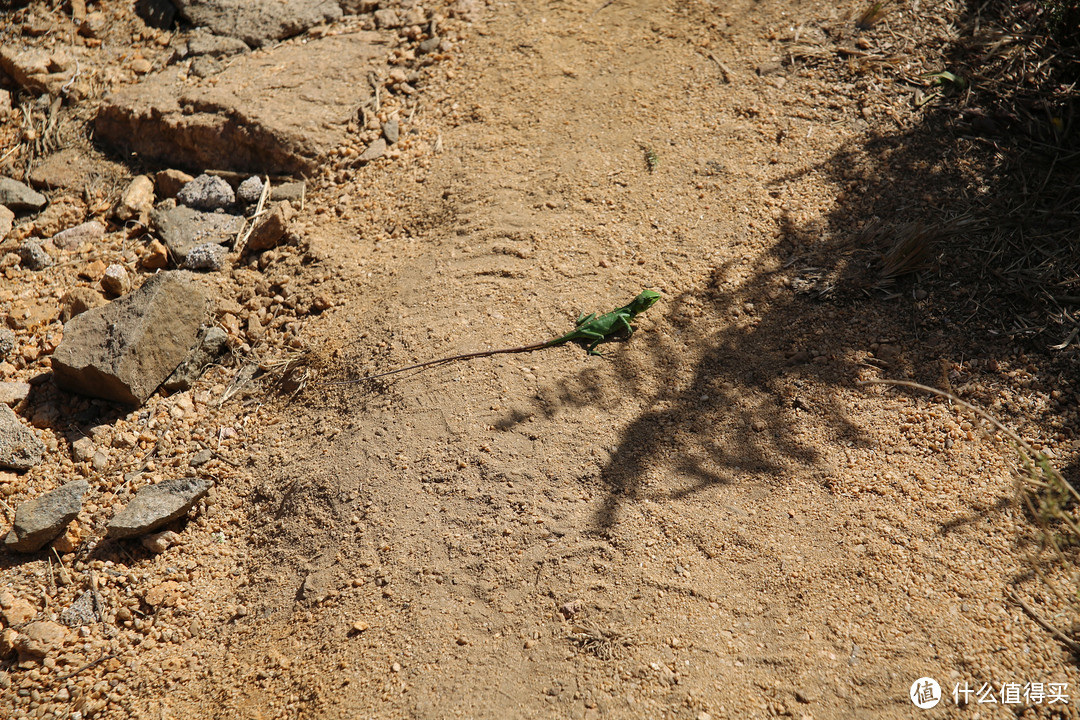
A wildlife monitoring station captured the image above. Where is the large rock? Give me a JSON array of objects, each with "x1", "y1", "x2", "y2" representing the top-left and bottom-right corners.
[
  {"x1": 51, "y1": 271, "x2": 209, "y2": 405},
  {"x1": 107, "y1": 476, "x2": 213, "y2": 538},
  {"x1": 0, "y1": 404, "x2": 45, "y2": 471},
  {"x1": 3, "y1": 479, "x2": 88, "y2": 552},
  {"x1": 95, "y1": 33, "x2": 383, "y2": 175},
  {"x1": 13, "y1": 621, "x2": 68, "y2": 663},
  {"x1": 171, "y1": 0, "x2": 342, "y2": 48},
  {"x1": 151, "y1": 205, "x2": 243, "y2": 262},
  {"x1": 0, "y1": 177, "x2": 46, "y2": 213}
]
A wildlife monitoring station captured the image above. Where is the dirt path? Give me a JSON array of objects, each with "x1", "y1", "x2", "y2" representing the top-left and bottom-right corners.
[
  {"x1": 7, "y1": 0, "x2": 1076, "y2": 718},
  {"x1": 145, "y1": 2, "x2": 1078, "y2": 718}
]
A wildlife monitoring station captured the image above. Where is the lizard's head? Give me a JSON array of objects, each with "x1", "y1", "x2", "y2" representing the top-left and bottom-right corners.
[{"x1": 631, "y1": 289, "x2": 661, "y2": 312}]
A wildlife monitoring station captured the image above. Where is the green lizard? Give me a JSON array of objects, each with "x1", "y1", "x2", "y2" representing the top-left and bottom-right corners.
[{"x1": 332, "y1": 289, "x2": 660, "y2": 384}]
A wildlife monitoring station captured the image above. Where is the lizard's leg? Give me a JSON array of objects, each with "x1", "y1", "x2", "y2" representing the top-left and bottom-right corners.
[
  {"x1": 575, "y1": 312, "x2": 596, "y2": 328},
  {"x1": 578, "y1": 330, "x2": 607, "y2": 355},
  {"x1": 614, "y1": 315, "x2": 635, "y2": 336}
]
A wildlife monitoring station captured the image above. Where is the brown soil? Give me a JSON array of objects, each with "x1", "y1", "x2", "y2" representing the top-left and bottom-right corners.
[{"x1": 2, "y1": 0, "x2": 1079, "y2": 718}]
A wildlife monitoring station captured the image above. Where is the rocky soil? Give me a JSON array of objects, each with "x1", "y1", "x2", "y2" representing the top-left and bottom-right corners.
[{"x1": 1, "y1": 0, "x2": 1078, "y2": 718}]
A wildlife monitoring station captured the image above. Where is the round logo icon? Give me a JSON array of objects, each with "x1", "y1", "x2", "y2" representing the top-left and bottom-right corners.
[{"x1": 910, "y1": 677, "x2": 942, "y2": 709}]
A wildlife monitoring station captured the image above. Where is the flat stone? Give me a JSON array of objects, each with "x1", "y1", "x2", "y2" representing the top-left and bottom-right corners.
[
  {"x1": 0, "y1": 177, "x2": 46, "y2": 213},
  {"x1": 51, "y1": 271, "x2": 210, "y2": 406},
  {"x1": 270, "y1": 181, "x2": 305, "y2": 203},
  {"x1": 0, "y1": 382, "x2": 31, "y2": 406},
  {"x1": 382, "y1": 118, "x2": 399, "y2": 145},
  {"x1": 107, "y1": 476, "x2": 213, "y2": 538},
  {"x1": 95, "y1": 33, "x2": 383, "y2": 175},
  {"x1": 245, "y1": 200, "x2": 294, "y2": 252},
  {"x1": 0, "y1": 404, "x2": 45, "y2": 472},
  {"x1": 51, "y1": 220, "x2": 105, "y2": 251},
  {"x1": 3, "y1": 479, "x2": 88, "y2": 552},
  {"x1": 150, "y1": 205, "x2": 242, "y2": 263},
  {"x1": 171, "y1": 0, "x2": 341, "y2": 47},
  {"x1": 162, "y1": 325, "x2": 228, "y2": 392},
  {"x1": 28, "y1": 149, "x2": 97, "y2": 191},
  {"x1": 177, "y1": 174, "x2": 234, "y2": 210},
  {"x1": 358, "y1": 137, "x2": 387, "y2": 163}
]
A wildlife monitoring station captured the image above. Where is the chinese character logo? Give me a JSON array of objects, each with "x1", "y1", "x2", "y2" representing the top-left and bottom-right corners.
[{"x1": 911, "y1": 677, "x2": 942, "y2": 709}]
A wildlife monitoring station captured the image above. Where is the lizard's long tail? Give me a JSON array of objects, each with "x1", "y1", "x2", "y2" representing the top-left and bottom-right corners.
[{"x1": 322, "y1": 341, "x2": 555, "y2": 385}]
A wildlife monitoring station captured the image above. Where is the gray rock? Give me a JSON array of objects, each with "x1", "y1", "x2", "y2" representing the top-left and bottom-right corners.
[
  {"x1": 16, "y1": 241, "x2": 52, "y2": 270},
  {"x1": 51, "y1": 221, "x2": 105, "y2": 251},
  {"x1": 184, "y1": 33, "x2": 250, "y2": 58},
  {"x1": 59, "y1": 590, "x2": 100, "y2": 627},
  {"x1": 0, "y1": 404, "x2": 45, "y2": 471},
  {"x1": 50, "y1": 271, "x2": 210, "y2": 406},
  {"x1": 95, "y1": 34, "x2": 383, "y2": 175},
  {"x1": 150, "y1": 205, "x2": 243, "y2": 263},
  {"x1": 107, "y1": 476, "x2": 213, "y2": 538},
  {"x1": 236, "y1": 176, "x2": 264, "y2": 205},
  {"x1": 0, "y1": 177, "x2": 47, "y2": 212},
  {"x1": 189, "y1": 448, "x2": 213, "y2": 467},
  {"x1": 0, "y1": 327, "x2": 15, "y2": 359},
  {"x1": 171, "y1": 0, "x2": 341, "y2": 47},
  {"x1": 418, "y1": 36, "x2": 440, "y2": 54},
  {"x1": 358, "y1": 138, "x2": 387, "y2": 163},
  {"x1": 176, "y1": 174, "x2": 235, "y2": 210},
  {"x1": 182, "y1": 242, "x2": 228, "y2": 271},
  {"x1": 270, "y1": 182, "x2": 305, "y2": 203},
  {"x1": 162, "y1": 326, "x2": 228, "y2": 392},
  {"x1": 2, "y1": 479, "x2": 88, "y2": 552},
  {"x1": 382, "y1": 118, "x2": 399, "y2": 145}
]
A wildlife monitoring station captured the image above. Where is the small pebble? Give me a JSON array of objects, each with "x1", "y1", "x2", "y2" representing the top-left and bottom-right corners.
[
  {"x1": 183, "y1": 243, "x2": 228, "y2": 271},
  {"x1": 236, "y1": 176, "x2": 264, "y2": 205},
  {"x1": 100, "y1": 264, "x2": 129, "y2": 297}
]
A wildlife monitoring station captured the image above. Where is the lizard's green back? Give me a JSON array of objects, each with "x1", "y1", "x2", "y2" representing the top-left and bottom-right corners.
[{"x1": 545, "y1": 289, "x2": 660, "y2": 354}]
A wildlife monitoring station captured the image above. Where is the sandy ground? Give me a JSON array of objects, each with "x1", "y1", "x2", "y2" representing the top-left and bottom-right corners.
[{"x1": 2, "y1": 0, "x2": 1079, "y2": 718}]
